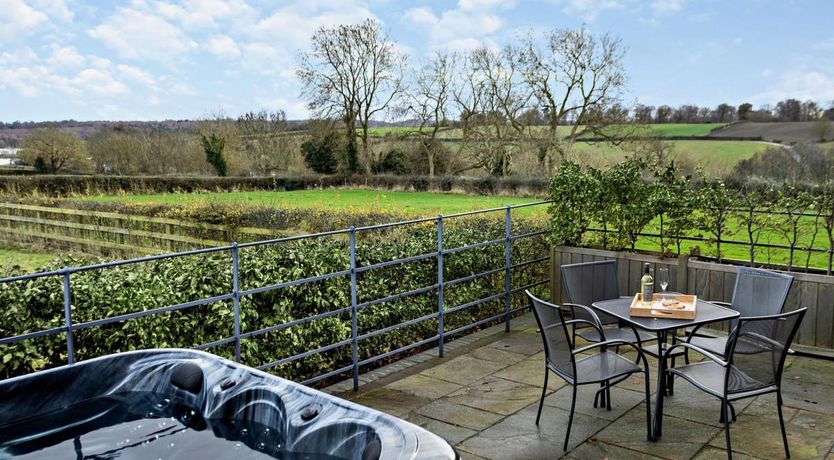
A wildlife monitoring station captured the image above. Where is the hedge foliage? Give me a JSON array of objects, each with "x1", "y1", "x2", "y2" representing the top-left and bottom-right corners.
[
  {"x1": 548, "y1": 158, "x2": 834, "y2": 272},
  {"x1": 0, "y1": 174, "x2": 548, "y2": 197},
  {"x1": 0, "y1": 215, "x2": 549, "y2": 382}
]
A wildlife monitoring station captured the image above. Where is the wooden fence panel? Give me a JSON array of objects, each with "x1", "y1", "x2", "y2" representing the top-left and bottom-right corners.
[{"x1": 551, "y1": 246, "x2": 834, "y2": 351}]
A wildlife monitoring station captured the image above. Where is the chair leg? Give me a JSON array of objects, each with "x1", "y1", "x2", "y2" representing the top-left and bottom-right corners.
[
  {"x1": 643, "y1": 370, "x2": 652, "y2": 442},
  {"x1": 605, "y1": 382, "x2": 612, "y2": 411},
  {"x1": 729, "y1": 402, "x2": 736, "y2": 422},
  {"x1": 564, "y1": 385, "x2": 577, "y2": 451},
  {"x1": 723, "y1": 399, "x2": 733, "y2": 460},
  {"x1": 667, "y1": 356, "x2": 676, "y2": 396},
  {"x1": 777, "y1": 392, "x2": 791, "y2": 459},
  {"x1": 536, "y1": 368, "x2": 549, "y2": 425}
]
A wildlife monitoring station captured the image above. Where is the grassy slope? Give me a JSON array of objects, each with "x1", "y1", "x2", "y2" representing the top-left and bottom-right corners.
[
  {"x1": 85, "y1": 189, "x2": 544, "y2": 217},
  {"x1": 571, "y1": 140, "x2": 768, "y2": 176}
]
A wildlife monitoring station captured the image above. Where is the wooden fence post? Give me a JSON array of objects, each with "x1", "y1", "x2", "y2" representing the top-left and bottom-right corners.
[{"x1": 677, "y1": 254, "x2": 689, "y2": 294}]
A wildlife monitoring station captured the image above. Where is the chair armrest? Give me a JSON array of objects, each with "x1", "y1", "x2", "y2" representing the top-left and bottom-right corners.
[
  {"x1": 562, "y1": 303, "x2": 605, "y2": 329},
  {"x1": 665, "y1": 342, "x2": 728, "y2": 367},
  {"x1": 563, "y1": 319, "x2": 606, "y2": 341},
  {"x1": 709, "y1": 300, "x2": 732, "y2": 308},
  {"x1": 573, "y1": 339, "x2": 650, "y2": 369}
]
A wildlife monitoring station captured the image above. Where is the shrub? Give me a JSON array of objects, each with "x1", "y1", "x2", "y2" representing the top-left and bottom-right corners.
[{"x1": 0, "y1": 216, "x2": 549, "y2": 382}]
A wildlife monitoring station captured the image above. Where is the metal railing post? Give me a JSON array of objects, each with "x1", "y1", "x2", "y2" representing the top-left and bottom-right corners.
[
  {"x1": 504, "y1": 207, "x2": 512, "y2": 332},
  {"x1": 349, "y1": 227, "x2": 359, "y2": 391},
  {"x1": 62, "y1": 270, "x2": 75, "y2": 365},
  {"x1": 232, "y1": 242, "x2": 241, "y2": 362},
  {"x1": 437, "y1": 215, "x2": 444, "y2": 358}
]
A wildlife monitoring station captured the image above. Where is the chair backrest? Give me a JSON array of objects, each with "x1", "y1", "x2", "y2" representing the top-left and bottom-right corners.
[
  {"x1": 561, "y1": 260, "x2": 619, "y2": 325},
  {"x1": 730, "y1": 268, "x2": 793, "y2": 317},
  {"x1": 526, "y1": 291, "x2": 576, "y2": 379},
  {"x1": 724, "y1": 308, "x2": 806, "y2": 395}
]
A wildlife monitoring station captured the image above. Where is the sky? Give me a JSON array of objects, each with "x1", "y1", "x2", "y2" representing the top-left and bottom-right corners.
[{"x1": 1, "y1": 0, "x2": 833, "y2": 122}]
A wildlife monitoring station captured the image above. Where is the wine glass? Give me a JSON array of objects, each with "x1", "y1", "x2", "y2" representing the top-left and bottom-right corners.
[{"x1": 658, "y1": 267, "x2": 669, "y2": 293}]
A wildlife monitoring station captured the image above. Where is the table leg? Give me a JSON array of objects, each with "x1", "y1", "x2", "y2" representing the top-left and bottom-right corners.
[
  {"x1": 667, "y1": 328, "x2": 676, "y2": 396},
  {"x1": 652, "y1": 330, "x2": 667, "y2": 442}
]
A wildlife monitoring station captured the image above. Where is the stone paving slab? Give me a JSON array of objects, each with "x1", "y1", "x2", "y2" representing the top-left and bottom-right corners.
[
  {"x1": 446, "y1": 375, "x2": 543, "y2": 416},
  {"x1": 420, "y1": 354, "x2": 511, "y2": 385},
  {"x1": 416, "y1": 399, "x2": 504, "y2": 431},
  {"x1": 320, "y1": 312, "x2": 834, "y2": 460}
]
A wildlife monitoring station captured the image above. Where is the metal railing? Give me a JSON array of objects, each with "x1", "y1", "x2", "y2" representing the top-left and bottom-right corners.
[{"x1": 0, "y1": 201, "x2": 552, "y2": 389}]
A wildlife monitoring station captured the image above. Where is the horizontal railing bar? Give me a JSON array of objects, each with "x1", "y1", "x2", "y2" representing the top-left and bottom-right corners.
[
  {"x1": 357, "y1": 335, "x2": 440, "y2": 367},
  {"x1": 240, "y1": 306, "x2": 352, "y2": 340},
  {"x1": 238, "y1": 269, "x2": 351, "y2": 297},
  {"x1": 445, "y1": 312, "x2": 505, "y2": 337},
  {"x1": 509, "y1": 279, "x2": 549, "y2": 294},
  {"x1": 355, "y1": 252, "x2": 436, "y2": 273},
  {"x1": 357, "y1": 312, "x2": 438, "y2": 342},
  {"x1": 193, "y1": 336, "x2": 237, "y2": 350},
  {"x1": 509, "y1": 256, "x2": 550, "y2": 271},
  {"x1": 72, "y1": 294, "x2": 234, "y2": 331},
  {"x1": 444, "y1": 292, "x2": 505, "y2": 316},
  {"x1": 237, "y1": 228, "x2": 353, "y2": 248},
  {"x1": 510, "y1": 230, "x2": 547, "y2": 241},
  {"x1": 443, "y1": 238, "x2": 504, "y2": 255},
  {"x1": 356, "y1": 284, "x2": 438, "y2": 310},
  {"x1": 445, "y1": 267, "x2": 505, "y2": 286},
  {"x1": 0, "y1": 325, "x2": 66, "y2": 346},
  {"x1": 257, "y1": 338, "x2": 353, "y2": 370},
  {"x1": 354, "y1": 215, "x2": 438, "y2": 231},
  {"x1": 301, "y1": 364, "x2": 354, "y2": 386}
]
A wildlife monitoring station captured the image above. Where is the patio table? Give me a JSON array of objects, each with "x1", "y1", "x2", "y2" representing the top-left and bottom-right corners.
[{"x1": 590, "y1": 295, "x2": 739, "y2": 442}]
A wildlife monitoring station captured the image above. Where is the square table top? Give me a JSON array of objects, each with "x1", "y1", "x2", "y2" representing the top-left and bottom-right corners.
[{"x1": 591, "y1": 296, "x2": 739, "y2": 332}]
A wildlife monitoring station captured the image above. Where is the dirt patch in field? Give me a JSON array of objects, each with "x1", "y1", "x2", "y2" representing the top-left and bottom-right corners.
[{"x1": 709, "y1": 121, "x2": 833, "y2": 143}]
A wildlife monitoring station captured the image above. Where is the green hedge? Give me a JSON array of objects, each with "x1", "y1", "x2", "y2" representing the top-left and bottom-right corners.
[
  {"x1": 0, "y1": 174, "x2": 548, "y2": 197},
  {"x1": 0, "y1": 216, "x2": 549, "y2": 382},
  {"x1": 0, "y1": 175, "x2": 547, "y2": 197}
]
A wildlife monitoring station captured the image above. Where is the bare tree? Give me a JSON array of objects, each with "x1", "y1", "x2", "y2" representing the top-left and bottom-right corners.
[
  {"x1": 20, "y1": 127, "x2": 88, "y2": 173},
  {"x1": 405, "y1": 52, "x2": 456, "y2": 177},
  {"x1": 237, "y1": 110, "x2": 293, "y2": 175},
  {"x1": 453, "y1": 46, "x2": 531, "y2": 176},
  {"x1": 513, "y1": 26, "x2": 627, "y2": 171},
  {"x1": 297, "y1": 19, "x2": 406, "y2": 173}
]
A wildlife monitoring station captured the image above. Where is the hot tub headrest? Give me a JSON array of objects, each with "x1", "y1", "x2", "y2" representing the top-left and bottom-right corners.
[{"x1": 170, "y1": 362, "x2": 204, "y2": 394}]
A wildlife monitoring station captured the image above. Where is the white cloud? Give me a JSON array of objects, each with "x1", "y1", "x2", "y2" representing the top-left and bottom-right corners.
[
  {"x1": 88, "y1": 7, "x2": 198, "y2": 62},
  {"x1": 29, "y1": 0, "x2": 73, "y2": 22},
  {"x1": 404, "y1": 7, "x2": 438, "y2": 26},
  {"x1": 73, "y1": 68, "x2": 129, "y2": 97},
  {"x1": 404, "y1": 2, "x2": 506, "y2": 52},
  {"x1": 48, "y1": 45, "x2": 86, "y2": 68},
  {"x1": 560, "y1": 0, "x2": 623, "y2": 21},
  {"x1": 751, "y1": 70, "x2": 834, "y2": 105},
  {"x1": 761, "y1": 68, "x2": 773, "y2": 78},
  {"x1": 458, "y1": 0, "x2": 515, "y2": 11},
  {"x1": 206, "y1": 35, "x2": 241, "y2": 59},
  {"x1": 651, "y1": 0, "x2": 685, "y2": 14},
  {"x1": 0, "y1": 0, "x2": 48, "y2": 37},
  {"x1": 116, "y1": 64, "x2": 156, "y2": 86}
]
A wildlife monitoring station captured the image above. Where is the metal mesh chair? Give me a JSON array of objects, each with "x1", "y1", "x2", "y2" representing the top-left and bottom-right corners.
[
  {"x1": 526, "y1": 291, "x2": 652, "y2": 451},
  {"x1": 659, "y1": 308, "x2": 806, "y2": 460},
  {"x1": 560, "y1": 260, "x2": 655, "y2": 346},
  {"x1": 687, "y1": 268, "x2": 794, "y2": 358}
]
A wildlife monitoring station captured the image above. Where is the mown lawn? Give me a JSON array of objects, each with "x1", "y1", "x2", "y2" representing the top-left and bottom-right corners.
[
  {"x1": 84, "y1": 189, "x2": 545, "y2": 217},
  {"x1": 0, "y1": 246, "x2": 56, "y2": 273}
]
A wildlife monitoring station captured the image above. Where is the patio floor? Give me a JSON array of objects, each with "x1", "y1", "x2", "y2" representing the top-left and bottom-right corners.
[{"x1": 325, "y1": 314, "x2": 834, "y2": 460}]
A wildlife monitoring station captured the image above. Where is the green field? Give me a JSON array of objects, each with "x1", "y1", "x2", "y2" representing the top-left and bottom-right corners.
[
  {"x1": 85, "y1": 189, "x2": 544, "y2": 216},
  {"x1": 572, "y1": 139, "x2": 768, "y2": 176},
  {"x1": 0, "y1": 247, "x2": 56, "y2": 273}
]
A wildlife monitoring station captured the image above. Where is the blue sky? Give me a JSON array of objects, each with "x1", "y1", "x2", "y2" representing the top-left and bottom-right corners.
[{"x1": 1, "y1": 0, "x2": 833, "y2": 122}]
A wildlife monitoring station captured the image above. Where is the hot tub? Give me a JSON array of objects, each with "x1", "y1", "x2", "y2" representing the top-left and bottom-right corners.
[{"x1": 0, "y1": 349, "x2": 458, "y2": 459}]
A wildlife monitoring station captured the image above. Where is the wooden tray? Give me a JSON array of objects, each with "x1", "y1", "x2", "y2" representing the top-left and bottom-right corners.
[{"x1": 629, "y1": 293, "x2": 697, "y2": 319}]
